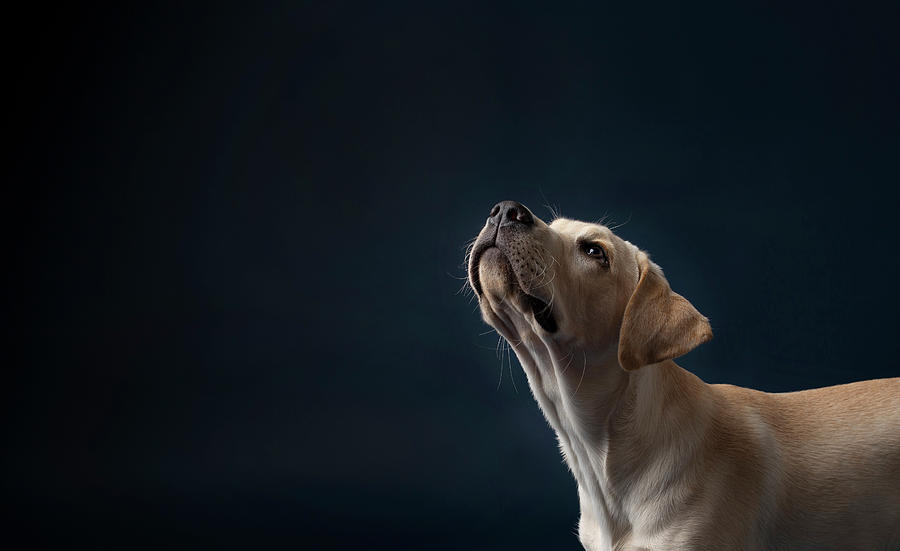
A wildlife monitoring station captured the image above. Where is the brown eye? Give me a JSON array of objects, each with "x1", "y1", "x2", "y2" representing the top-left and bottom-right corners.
[{"x1": 580, "y1": 242, "x2": 609, "y2": 266}]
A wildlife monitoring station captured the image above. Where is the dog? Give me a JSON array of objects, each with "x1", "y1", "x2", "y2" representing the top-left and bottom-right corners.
[{"x1": 466, "y1": 201, "x2": 900, "y2": 551}]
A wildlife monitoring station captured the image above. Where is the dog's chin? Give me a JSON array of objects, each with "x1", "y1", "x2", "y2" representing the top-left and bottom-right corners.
[{"x1": 477, "y1": 248, "x2": 558, "y2": 333}]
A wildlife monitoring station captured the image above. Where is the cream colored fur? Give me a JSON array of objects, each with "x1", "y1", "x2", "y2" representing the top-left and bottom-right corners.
[{"x1": 468, "y1": 208, "x2": 900, "y2": 551}]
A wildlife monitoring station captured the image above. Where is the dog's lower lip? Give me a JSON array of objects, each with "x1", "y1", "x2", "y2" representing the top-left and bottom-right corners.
[
  {"x1": 469, "y1": 242, "x2": 497, "y2": 296},
  {"x1": 469, "y1": 246, "x2": 488, "y2": 296}
]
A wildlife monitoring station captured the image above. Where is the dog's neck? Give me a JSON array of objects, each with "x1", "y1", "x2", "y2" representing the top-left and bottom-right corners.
[{"x1": 494, "y1": 311, "x2": 714, "y2": 549}]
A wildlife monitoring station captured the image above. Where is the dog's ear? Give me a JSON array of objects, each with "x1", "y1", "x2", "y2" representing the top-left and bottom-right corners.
[{"x1": 618, "y1": 254, "x2": 712, "y2": 371}]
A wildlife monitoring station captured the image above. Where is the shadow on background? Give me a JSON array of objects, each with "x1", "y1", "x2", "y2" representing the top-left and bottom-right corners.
[{"x1": 7, "y1": 2, "x2": 900, "y2": 549}]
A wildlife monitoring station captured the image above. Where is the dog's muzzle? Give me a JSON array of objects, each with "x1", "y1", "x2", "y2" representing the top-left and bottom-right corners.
[{"x1": 468, "y1": 200, "x2": 557, "y2": 333}]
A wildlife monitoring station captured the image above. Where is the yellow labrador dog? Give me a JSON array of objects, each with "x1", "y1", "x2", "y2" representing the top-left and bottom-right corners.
[{"x1": 466, "y1": 201, "x2": 900, "y2": 551}]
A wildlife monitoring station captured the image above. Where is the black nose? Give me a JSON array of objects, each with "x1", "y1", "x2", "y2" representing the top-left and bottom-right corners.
[{"x1": 489, "y1": 200, "x2": 533, "y2": 226}]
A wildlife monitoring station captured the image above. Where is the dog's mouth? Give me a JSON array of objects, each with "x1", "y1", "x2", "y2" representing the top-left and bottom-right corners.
[
  {"x1": 469, "y1": 243, "x2": 557, "y2": 333},
  {"x1": 522, "y1": 292, "x2": 557, "y2": 333}
]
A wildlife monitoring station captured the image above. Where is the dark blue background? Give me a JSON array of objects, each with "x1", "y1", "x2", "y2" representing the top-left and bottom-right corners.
[{"x1": 8, "y1": 2, "x2": 900, "y2": 548}]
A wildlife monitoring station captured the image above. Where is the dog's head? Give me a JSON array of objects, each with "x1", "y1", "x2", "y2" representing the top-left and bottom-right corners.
[{"x1": 467, "y1": 201, "x2": 712, "y2": 371}]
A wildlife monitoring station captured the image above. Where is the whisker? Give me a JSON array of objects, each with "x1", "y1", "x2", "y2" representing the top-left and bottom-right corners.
[
  {"x1": 607, "y1": 213, "x2": 632, "y2": 231},
  {"x1": 507, "y1": 341, "x2": 519, "y2": 394},
  {"x1": 455, "y1": 277, "x2": 474, "y2": 296},
  {"x1": 560, "y1": 350, "x2": 575, "y2": 374},
  {"x1": 574, "y1": 349, "x2": 587, "y2": 395},
  {"x1": 496, "y1": 336, "x2": 505, "y2": 390},
  {"x1": 538, "y1": 188, "x2": 562, "y2": 221}
]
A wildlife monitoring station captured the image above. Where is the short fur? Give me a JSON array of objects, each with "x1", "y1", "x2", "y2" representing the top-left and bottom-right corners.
[{"x1": 467, "y1": 205, "x2": 900, "y2": 551}]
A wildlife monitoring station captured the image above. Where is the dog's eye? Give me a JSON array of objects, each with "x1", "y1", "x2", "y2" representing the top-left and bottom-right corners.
[{"x1": 580, "y1": 242, "x2": 609, "y2": 266}]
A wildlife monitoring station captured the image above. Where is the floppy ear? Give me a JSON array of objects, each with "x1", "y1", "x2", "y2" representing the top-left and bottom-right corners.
[{"x1": 618, "y1": 254, "x2": 712, "y2": 371}]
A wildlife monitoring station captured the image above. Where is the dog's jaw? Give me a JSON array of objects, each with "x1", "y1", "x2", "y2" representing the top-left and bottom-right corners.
[
  {"x1": 476, "y1": 252, "x2": 558, "y2": 335},
  {"x1": 470, "y1": 218, "x2": 560, "y2": 335}
]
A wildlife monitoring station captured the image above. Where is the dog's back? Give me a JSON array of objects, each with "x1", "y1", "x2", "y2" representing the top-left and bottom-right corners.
[{"x1": 711, "y1": 378, "x2": 900, "y2": 550}]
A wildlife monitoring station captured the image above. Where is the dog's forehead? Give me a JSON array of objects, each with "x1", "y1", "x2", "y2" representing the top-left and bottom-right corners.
[{"x1": 549, "y1": 218, "x2": 611, "y2": 241}]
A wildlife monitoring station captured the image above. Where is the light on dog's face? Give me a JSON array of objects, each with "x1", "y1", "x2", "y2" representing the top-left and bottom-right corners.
[
  {"x1": 542, "y1": 219, "x2": 641, "y2": 350},
  {"x1": 468, "y1": 203, "x2": 641, "y2": 353}
]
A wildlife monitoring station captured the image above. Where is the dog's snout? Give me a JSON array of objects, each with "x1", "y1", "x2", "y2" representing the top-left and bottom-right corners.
[{"x1": 489, "y1": 200, "x2": 533, "y2": 227}]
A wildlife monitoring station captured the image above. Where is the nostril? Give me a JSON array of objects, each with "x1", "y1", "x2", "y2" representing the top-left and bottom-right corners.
[
  {"x1": 490, "y1": 200, "x2": 534, "y2": 226},
  {"x1": 505, "y1": 206, "x2": 533, "y2": 225}
]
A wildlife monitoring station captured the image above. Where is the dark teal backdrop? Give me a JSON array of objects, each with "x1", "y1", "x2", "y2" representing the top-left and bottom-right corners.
[{"x1": 8, "y1": 2, "x2": 900, "y2": 549}]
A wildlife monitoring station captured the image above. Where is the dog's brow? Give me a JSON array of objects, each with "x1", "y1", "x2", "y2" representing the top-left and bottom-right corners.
[{"x1": 578, "y1": 230, "x2": 606, "y2": 242}]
